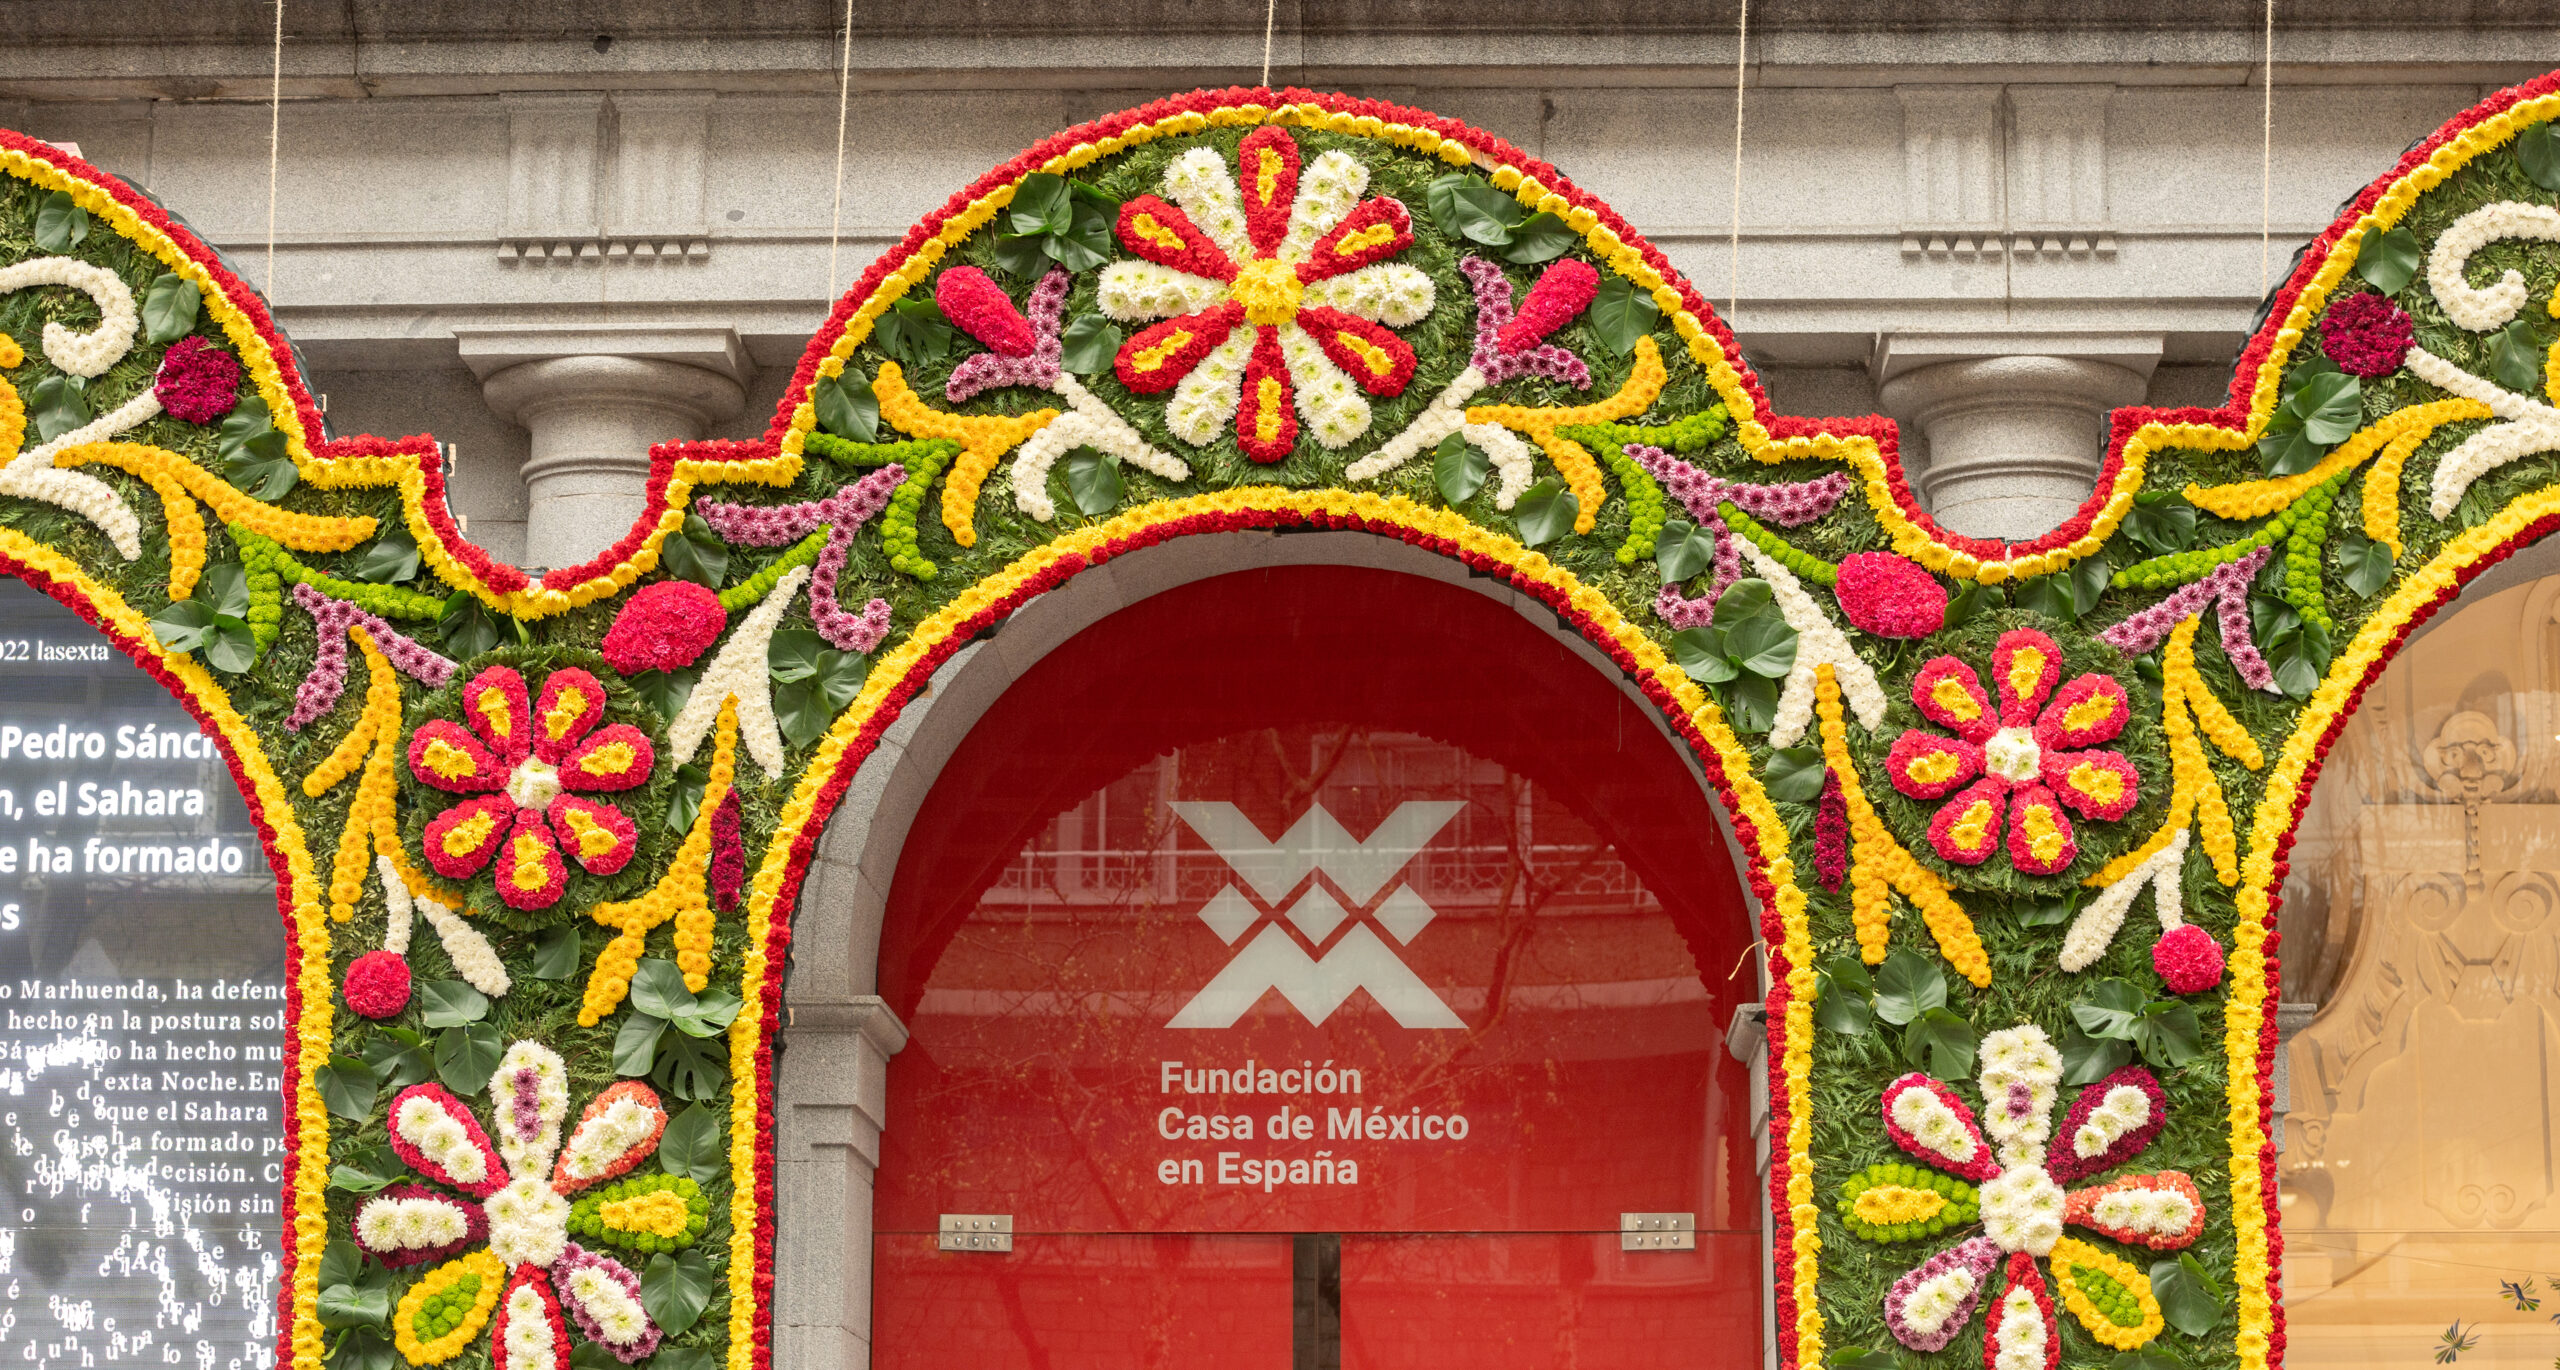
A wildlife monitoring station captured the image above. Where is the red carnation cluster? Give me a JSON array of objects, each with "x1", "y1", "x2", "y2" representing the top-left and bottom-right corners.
[
  {"x1": 710, "y1": 788, "x2": 745, "y2": 912},
  {"x1": 1494, "y1": 258, "x2": 1598, "y2": 354},
  {"x1": 153, "y1": 336, "x2": 242, "y2": 425},
  {"x1": 2152, "y1": 923, "x2": 2226, "y2": 994},
  {"x1": 935, "y1": 266, "x2": 1035, "y2": 356},
  {"x1": 1834, "y1": 553, "x2": 1948, "y2": 638},
  {"x1": 1813, "y1": 771, "x2": 1848, "y2": 891},
  {"x1": 601, "y1": 581, "x2": 728, "y2": 676},
  {"x1": 343, "y1": 950, "x2": 412, "y2": 1018},
  {"x1": 2318, "y1": 291, "x2": 2415, "y2": 378}
]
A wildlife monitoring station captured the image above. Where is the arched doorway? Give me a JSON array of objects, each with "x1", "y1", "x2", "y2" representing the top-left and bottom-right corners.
[{"x1": 868, "y1": 563, "x2": 1762, "y2": 1368}]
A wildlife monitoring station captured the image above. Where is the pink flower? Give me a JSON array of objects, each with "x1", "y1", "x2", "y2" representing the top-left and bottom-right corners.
[
  {"x1": 344, "y1": 950, "x2": 412, "y2": 1019},
  {"x1": 1494, "y1": 258, "x2": 1599, "y2": 355},
  {"x1": 936, "y1": 265, "x2": 1035, "y2": 356},
  {"x1": 2151, "y1": 924, "x2": 2226, "y2": 994},
  {"x1": 152, "y1": 337, "x2": 241, "y2": 425},
  {"x1": 601, "y1": 581, "x2": 727, "y2": 675},
  {"x1": 946, "y1": 268, "x2": 1069, "y2": 401},
  {"x1": 1834, "y1": 552, "x2": 1948, "y2": 638},
  {"x1": 2318, "y1": 291, "x2": 2415, "y2": 378},
  {"x1": 1463, "y1": 256, "x2": 1591, "y2": 388}
]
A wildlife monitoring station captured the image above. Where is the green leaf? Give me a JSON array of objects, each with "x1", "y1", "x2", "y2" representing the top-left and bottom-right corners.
[
  {"x1": 202, "y1": 619, "x2": 258, "y2": 674},
  {"x1": 358, "y1": 1030, "x2": 434, "y2": 1092},
  {"x1": 417, "y1": 977, "x2": 490, "y2": 1029},
  {"x1": 570, "y1": 1344, "x2": 626, "y2": 1370},
  {"x1": 1830, "y1": 1351, "x2": 1902, "y2": 1370},
  {"x1": 1723, "y1": 673, "x2": 1780, "y2": 733},
  {"x1": 2271, "y1": 642, "x2": 2321, "y2": 701},
  {"x1": 1588, "y1": 275, "x2": 1660, "y2": 357},
  {"x1": 1058, "y1": 314, "x2": 1122, "y2": 375},
  {"x1": 219, "y1": 391, "x2": 271, "y2": 444},
  {"x1": 2336, "y1": 530, "x2": 2395, "y2": 599},
  {"x1": 2287, "y1": 371, "x2": 2365, "y2": 445},
  {"x1": 628, "y1": 666, "x2": 698, "y2": 721},
  {"x1": 2072, "y1": 553, "x2": 2115, "y2": 619},
  {"x1": 642, "y1": 1250, "x2": 719, "y2": 1335},
  {"x1": 346, "y1": 530, "x2": 421, "y2": 584},
  {"x1": 1941, "y1": 581, "x2": 1987, "y2": 630},
  {"x1": 25, "y1": 373, "x2": 88, "y2": 443},
  {"x1": 1514, "y1": 477, "x2": 1578, "y2": 548},
  {"x1": 2123, "y1": 497, "x2": 2199, "y2": 556},
  {"x1": 1433, "y1": 431, "x2": 1488, "y2": 506},
  {"x1": 2112, "y1": 1349, "x2": 2187, "y2": 1370},
  {"x1": 433, "y1": 1022, "x2": 505, "y2": 1096},
  {"x1": 1500, "y1": 213, "x2": 1577, "y2": 265},
  {"x1": 1431, "y1": 176, "x2": 1524, "y2": 246},
  {"x1": 225, "y1": 428, "x2": 300, "y2": 500},
  {"x1": 989, "y1": 232, "x2": 1051, "y2": 281},
  {"x1": 1716, "y1": 584, "x2": 1797, "y2": 679},
  {"x1": 630, "y1": 959, "x2": 699, "y2": 1022},
  {"x1": 317, "y1": 1282, "x2": 392, "y2": 1331},
  {"x1": 2356, "y1": 225, "x2": 2425, "y2": 295},
  {"x1": 813, "y1": 372, "x2": 879, "y2": 442},
  {"x1": 652, "y1": 1030, "x2": 729, "y2": 1102},
  {"x1": 1821, "y1": 957, "x2": 1875, "y2": 997},
  {"x1": 2060, "y1": 1023, "x2": 2134, "y2": 1085},
  {"x1": 1670, "y1": 626, "x2": 1737, "y2": 684},
  {"x1": 661, "y1": 514, "x2": 729, "y2": 588},
  {"x1": 672, "y1": 986, "x2": 744, "y2": 1039},
  {"x1": 530, "y1": 925, "x2": 583, "y2": 980},
  {"x1": 2073, "y1": 979, "x2": 2148, "y2": 1039},
  {"x1": 316, "y1": 1054, "x2": 379, "y2": 1123},
  {"x1": 321, "y1": 1239, "x2": 364, "y2": 1290},
  {"x1": 150, "y1": 599, "x2": 219, "y2": 653},
  {"x1": 1049, "y1": 200, "x2": 1115, "y2": 273},
  {"x1": 2135, "y1": 999, "x2": 2208, "y2": 1068},
  {"x1": 332, "y1": 1331, "x2": 400, "y2": 1370},
  {"x1": 2015, "y1": 891, "x2": 2078, "y2": 927},
  {"x1": 1654, "y1": 519, "x2": 1713, "y2": 583},
  {"x1": 873, "y1": 298, "x2": 956, "y2": 371},
  {"x1": 200, "y1": 561, "x2": 252, "y2": 620},
  {"x1": 1008, "y1": 173, "x2": 1074, "y2": 236},
  {"x1": 1814, "y1": 973, "x2": 1875, "y2": 1037},
  {"x1": 658, "y1": 1104, "x2": 725, "y2": 1184},
  {"x1": 2517, "y1": 120, "x2": 2560, "y2": 194},
  {"x1": 438, "y1": 592, "x2": 503, "y2": 661},
  {"x1": 1902, "y1": 1007, "x2": 1980, "y2": 1079},
  {"x1": 328, "y1": 1160, "x2": 400, "y2": 1195},
  {"x1": 613, "y1": 1011, "x2": 670, "y2": 1078},
  {"x1": 665, "y1": 762, "x2": 708, "y2": 834},
  {"x1": 142, "y1": 273, "x2": 203, "y2": 344},
  {"x1": 2152, "y1": 1254, "x2": 2225, "y2": 1339},
  {"x1": 33, "y1": 189, "x2": 88, "y2": 252},
  {"x1": 775, "y1": 677, "x2": 839, "y2": 748},
  {"x1": 769, "y1": 627, "x2": 827, "y2": 684},
  {"x1": 2492, "y1": 318, "x2": 2545, "y2": 393},
  {"x1": 1764, "y1": 746, "x2": 1828, "y2": 803},
  {"x1": 1062, "y1": 446, "x2": 1123, "y2": 517},
  {"x1": 1871, "y1": 948, "x2": 1946, "y2": 1027},
  {"x1": 2015, "y1": 573, "x2": 2078, "y2": 624}
]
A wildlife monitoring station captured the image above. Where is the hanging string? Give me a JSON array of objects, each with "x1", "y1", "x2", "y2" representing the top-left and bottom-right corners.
[
  {"x1": 2260, "y1": 0, "x2": 2275, "y2": 295},
  {"x1": 1261, "y1": 0, "x2": 1278, "y2": 92},
  {"x1": 1728, "y1": 0, "x2": 1748, "y2": 322},
  {"x1": 827, "y1": 0, "x2": 856, "y2": 300},
  {"x1": 264, "y1": 0, "x2": 283, "y2": 298}
]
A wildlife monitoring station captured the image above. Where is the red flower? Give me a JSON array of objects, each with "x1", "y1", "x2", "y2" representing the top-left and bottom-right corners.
[
  {"x1": 409, "y1": 666, "x2": 656, "y2": 910},
  {"x1": 2318, "y1": 291, "x2": 2415, "y2": 378},
  {"x1": 344, "y1": 950, "x2": 412, "y2": 1019},
  {"x1": 1494, "y1": 259, "x2": 1598, "y2": 354},
  {"x1": 1834, "y1": 553, "x2": 1948, "y2": 638},
  {"x1": 2152, "y1": 923, "x2": 2226, "y2": 994},
  {"x1": 934, "y1": 266, "x2": 1035, "y2": 357},
  {"x1": 153, "y1": 336, "x2": 242, "y2": 425},
  {"x1": 601, "y1": 582, "x2": 727, "y2": 676}
]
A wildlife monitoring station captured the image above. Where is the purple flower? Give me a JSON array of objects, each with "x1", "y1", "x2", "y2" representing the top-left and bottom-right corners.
[
  {"x1": 2098, "y1": 546, "x2": 2276, "y2": 690},
  {"x1": 699, "y1": 465, "x2": 905, "y2": 653},
  {"x1": 1461, "y1": 256, "x2": 1592, "y2": 389},
  {"x1": 947, "y1": 268, "x2": 1070, "y2": 401},
  {"x1": 286, "y1": 583, "x2": 458, "y2": 731},
  {"x1": 2319, "y1": 291, "x2": 2415, "y2": 378}
]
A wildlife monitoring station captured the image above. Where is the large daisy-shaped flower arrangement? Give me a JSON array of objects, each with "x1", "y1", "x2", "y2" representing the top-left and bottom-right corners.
[
  {"x1": 1097, "y1": 125, "x2": 1437, "y2": 462},
  {"x1": 355, "y1": 1041, "x2": 708, "y2": 1367},
  {"x1": 408, "y1": 665, "x2": 657, "y2": 911},
  {"x1": 1883, "y1": 629, "x2": 2140, "y2": 875},
  {"x1": 1850, "y1": 1023, "x2": 2205, "y2": 1363}
]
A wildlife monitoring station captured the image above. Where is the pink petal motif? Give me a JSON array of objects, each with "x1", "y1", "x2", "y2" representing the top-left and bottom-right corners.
[
  {"x1": 1912, "y1": 656, "x2": 1998, "y2": 741},
  {"x1": 947, "y1": 268, "x2": 1068, "y2": 401},
  {"x1": 1927, "y1": 778, "x2": 2009, "y2": 867},
  {"x1": 490, "y1": 1266, "x2": 570, "y2": 1370},
  {"x1": 1884, "y1": 1235, "x2": 2001, "y2": 1352},
  {"x1": 288, "y1": 584, "x2": 459, "y2": 730},
  {"x1": 2042, "y1": 748, "x2": 2139, "y2": 822},
  {"x1": 2036, "y1": 674, "x2": 2132, "y2": 750},
  {"x1": 351, "y1": 1183, "x2": 486, "y2": 1268},
  {"x1": 2048, "y1": 1066, "x2": 2169, "y2": 1184},
  {"x1": 1881, "y1": 1073, "x2": 2001, "y2": 1181},
  {"x1": 1886, "y1": 729, "x2": 1983, "y2": 800},
  {"x1": 1493, "y1": 258, "x2": 1599, "y2": 354},
  {"x1": 1235, "y1": 127, "x2": 1301, "y2": 256},
  {"x1": 1115, "y1": 302, "x2": 1245, "y2": 396},
  {"x1": 552, "y1": 1243, "x2": 662, "y2": 1363},
  {"x1": 549, "y1": 796, "x2": 639, "y2": 875},
  {"x1": 1990, "y1": 629, "x2": 2063, "y2": 726},
  {"x1": 2005, "y1": 782, "x2": 2078, "y2": 876},
  {"x1": 560, "y1": 724, "x2": 656, "y2": 793},
  {"x1": 934, "y1": 265, "x2": 1036, "y2": 356},
  {"x1": 407, "y1": 719, "x2": 505, "y2": 794},
  {"x1": 385, "y1": 1083, "x2": 506, "y2": 1198},
  {"x1": 1460, "y1": 256, "x2": 1591, "y2": 388},
  {"x1": 2063, "y1": 1171, "x2": 2207, "y2": 1251}
]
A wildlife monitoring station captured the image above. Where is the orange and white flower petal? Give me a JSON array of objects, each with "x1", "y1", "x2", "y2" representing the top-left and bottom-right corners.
[
  {"x1": 1295, "y1": 306, "x2": 1417, "y2": 397},
  {"x1": 2043, "y1": 748, "x2": 2139, "y2": 822},
  {"x1": 553, "y1": 1081, "x2": 668, "y2": 1194},
  {"x1": 424, "y1": 793, "x2": 514, "y2": 879},
  {"x1": 1300, "y1": 261, "x2": 1437, "y2": 327},
  {"x1": 408, "y1": 719, "x2": 505, "y2": 794},
  {"x1": 1927, "y1": 778, "x2": 2008, "y2": 866},
  {"x1": 1236, "y1": 327, "x2": 1300, "y2": 464},
  {"x1": 1096, "y1": 260, "x2": 1230, "y2": 324},
  {"x1": 531, "y1": 668, "x2": 607, "y2": 764},
  {"x1": 1111, "y1": 194, "x2": 1236, "y2": 280},
  {"x1": 1162, "y1": 146, "x2": 1251, "y2": 261},
  {"x1": 2036, "y1": 673, "x2": 2131, "y2": 750},
  {"x1": 1912, "y1": 656, "x2": 1997, "y2": 741},
  {"x1": 495, "y1": 808, "x2": 568, "y2": 910},
  {"x1": 1235, "y1": 126, "x2": 1302, "y2": 256},
  {"x1": 560, "y1": 723, "x2": 655, "y2": 793},
  {"x1": 1113, "y1": 302, "x2": 1245, "y2": 396},
  {"x1": 1991, "y1": 629, "x2": 2063, "y2": 726},
  {"x1": 549, "y1": 796, "x2": 639, "y2": 875},
  {"x1": 2005, "y1": 783, "x2": 2078, "y2": 876},
  {"x1": 2064, "y1": 1171, "x2": 2206, "y2": 1251},
  {"x1": 1275, "y1": 149, "x2": 1369, "y2": 263},
  {"x1": 1887, "y1": 729, "x2": 1983, "y2": 800},
  {"x1": 1297, "y1": 197, "x2": 1417, "y2": 284},
  {"x1": 1165, "y1": 331, "x2": 1255, "y2": 447},
  {"x1": 462, "y1": 665, "x2": 534, "y2": 765}
]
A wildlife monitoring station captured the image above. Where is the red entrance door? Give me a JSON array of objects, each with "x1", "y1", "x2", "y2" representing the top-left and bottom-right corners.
[{"x1": 872, "y1": 565, "x2": 1760, "y2": 1369}]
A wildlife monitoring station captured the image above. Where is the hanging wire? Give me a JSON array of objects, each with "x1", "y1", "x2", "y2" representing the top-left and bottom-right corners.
[
  {"x1": 827, "y1": 0, "x2": 856, "y2": 300},
  {"x1": 1728, "y1": 0, "x2": 1748, "y2": 322},
  {"x1": 264, "y1": 0, "x2": 284, "y2": 297},
  {"x1": 1261, "y1": 0, "x2": 1278, "y2": 91}
]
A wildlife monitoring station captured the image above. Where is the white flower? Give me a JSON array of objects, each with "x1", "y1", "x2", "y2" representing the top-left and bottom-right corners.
[
  {"x1": 1166, "y1": 332, "x2": 1254, "y2": 446},
  {"x1": 1465, "y1": 421, "x2": 1536, "y2": 508},
  {"x1": 1977, "y1": 1024, "x2": 2061, "y2": 1167},
  {"x1": 1733, "y1": 537, "x2": 1887, "y2": 747},
  {"x1": 2092, "y1": 1186, "x2": 2197, "y2": 1238},
  {"x1": 1992, "y1": 1286, "x2": 2047, "y2": 1370},
  {"x1": 490, "y1": 1041, "x2": 571, "y2": 1176},
  {"x1": 0, "y1": 257, "x2": 140, "y2": 377},
  {"x1": 1300, "y1": 263, "x2": 1438, "y2": 327},
  {"x1": 398, "y1": 1096, "x2": 489, "y2": 1185},
  {"x1": 1891, "y1": 1085, "x2": 1979, "y2": 1163},
  {"x1": 1163, "y1": 148, "x2": 1252, "y2": 260},
  {"x1": 2403, "y1": 344, "x2": 2560, "y2": 518},
  {"x1": 1983, "y1": 726, "x2": 2040, "y2": 783},
  {"x1": 486, "y1": 1176, "x2": 570, "y2": 1268},
  {"x1": 1275, "y1": 324, "x2": 1370, "y2": 450},
  {"x1": 1275, "y1": 150, "x2": 1367, "y2": 262},
  {"x1": 355, "y1": 1194, "x2": 469, "y2": 1252},
  {"x1": 2423, "y1": 201, "x2": 2560, "y2": 332},
  {"x1": 1979, "y1": 1164, "x2": 2066, "y2": 1256},
  {"x1": 670, "y1": 564, "x2": 809, "y2": 776},
  {"x1": 2072, "y1": 1083, "x2": 2154, "y2": 1159},
  {"x1": 1096, "y1": 261, "x2": 1228, "y2": 322},
  {"x1": 2060, "y1": 829, "x2": 2187, "y2": 972},
  {"x1": 374, "y1": 854, "x2": 415, "y2": 956},
  {"x1": 559, "y1": 1097, "x2": 660, "y2": 1185},
  {"x1": 1900, "y1": 1266, "x2": 1980, "y2": 1336},
  {"x1": 416, "y1": 888, "x2": 512, "y2": 998},
  {"x1": 1347, "y1": 369, "x2": 1485, "y2": 482}
]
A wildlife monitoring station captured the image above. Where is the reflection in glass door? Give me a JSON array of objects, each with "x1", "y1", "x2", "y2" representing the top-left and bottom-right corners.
[{"x1": 871, "y1": 566, "x2": 1760, "y2": 1368}]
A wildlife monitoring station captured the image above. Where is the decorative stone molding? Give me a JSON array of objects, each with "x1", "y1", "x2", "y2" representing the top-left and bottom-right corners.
[
  {"x1": 458, "y1": 323, "x2": 749, "y2": 567},
  {"x1": 1897, "y1": 84, "x2": 2117, "y2": 260},
  {"x1": 771, "y1": 997, "x2": 908, "y2": 1370},
  {"x1": 499, "y1": 90, "x2": 712, "y2": 265},
  {"x1": 2006, "y1": 84, "x2": 2116, "y2": 260},
  {"x1": 1873, "y1": 330, "x2": 2161, "y2": 540},
  {"x1": 1896, "y1": 85, "x2": 2003, "y2": 258}
]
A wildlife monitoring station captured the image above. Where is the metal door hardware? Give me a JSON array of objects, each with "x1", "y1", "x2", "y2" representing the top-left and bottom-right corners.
[
  {"x1": 1620, "y1": 1212, "x2": 1695, "y2": 1251},
  {"x1": 938, "y1": 1214, "x2": 1013, "y2": 1252}
]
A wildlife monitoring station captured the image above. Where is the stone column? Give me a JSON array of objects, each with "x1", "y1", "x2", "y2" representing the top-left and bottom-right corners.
[
  {"x1": 1874, "y1": 333, "x2": 2162, "y2": 542},
  {"x1": 1724, "y1": 1002, "x2": 1775, "y2": 1370},
  {"x1": 457, "y1": 325, "x2": 750, "y2": 569},
  {"x1": 773, "y1": 996, "x2": 908, "y2": 1370}
]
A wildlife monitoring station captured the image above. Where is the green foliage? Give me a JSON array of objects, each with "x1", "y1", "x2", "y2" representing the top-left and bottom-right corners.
[{"x1": 1434, "y1": 431, "x2": 1488, "y2": 505}]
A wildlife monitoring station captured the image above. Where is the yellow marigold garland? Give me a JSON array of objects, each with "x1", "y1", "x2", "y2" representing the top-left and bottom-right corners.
[
  {"x1": 54, "y1": 440, "x2": 375, "y2": 553},
  {"x1": 2089, "y1": 616, "x2": 2260, "y2": 889},
  {"x1": 580, "y1": 698, "x2": 739, "y2": 1024},
  {"x1": 2359, "y1": 398, "x2": 2495, "y2": 557},
  {"x1": 1466, "y1": 335, "x2": 1666, "y2": 533},
  {"x1": 311, "y1": 629, "x2": 404, "y2": 923},
  {"x1": 869, "y1": 361, "x2": 1057, "y2": 549},
  {"x1": 1814, "y1": 663, "x2": 1990, "y2": 986}
]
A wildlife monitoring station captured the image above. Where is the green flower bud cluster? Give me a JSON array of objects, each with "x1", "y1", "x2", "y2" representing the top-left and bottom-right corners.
[
  {"x1": 2282, "y1": 479, "x2": 2338, "y2": 638},
  {"x1": 1559, "y1": 427, "x2": 1669, "y2": 566},
  {"x1": 234, "y1": 524, "x2": 447, "y2": 620},
  {"x1": 234, "y1": 533, "x2": 286, "y2": 650},
  {"x1": 2072, "y1": 1261, "x2": 2145, "y2": 1327},
  {"x1": 568, "y1": 1172, "x2": 711, "y2": 1256},
  {"x1": 805, "y1": 432, "x2": 953, "y2": 469},
  {"x1": 2113, "y1": 466, "x2": 2354, "y2": 595},
  {"x1": 1834, "y1": 1162, "x2": 1979, "y2": 1245},
  {"x1": 719, "y1": 529, "x2": 830, "y2": 614},
  {"x1": 880, "y1": 440, "x2": 963, "y2": 581},
  {"x1": 410, "y1": 1271, "x2": 482, "y2": 1341},
  {"x1": 1719, "y1": 501, "x2": 1837, "y2": 586}
]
